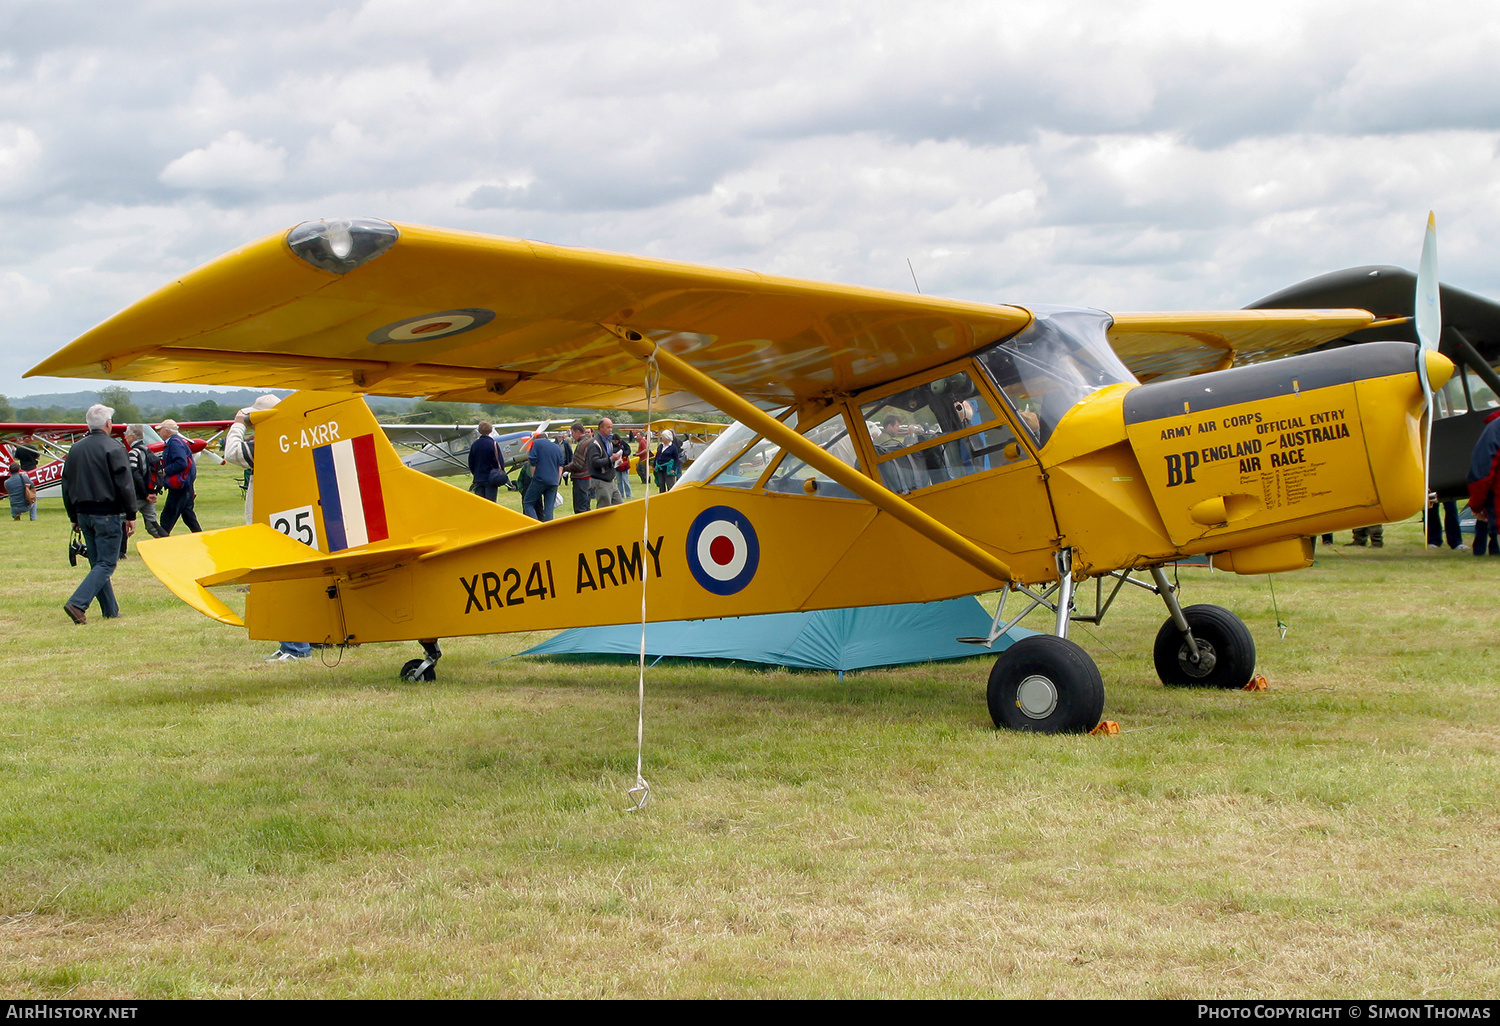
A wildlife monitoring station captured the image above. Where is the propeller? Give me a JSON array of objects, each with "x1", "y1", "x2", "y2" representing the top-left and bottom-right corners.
[
  {"x1": 1414, "y1": 212, "x2": 1441, "y2": 498},
  {"x1": 520, "y1": 420, "x2": 552, "y2": 452}
]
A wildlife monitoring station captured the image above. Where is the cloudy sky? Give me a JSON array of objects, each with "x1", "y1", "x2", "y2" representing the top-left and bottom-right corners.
[{"x1": 3, "y1": 0, "x2": 1499, "y2": 399}]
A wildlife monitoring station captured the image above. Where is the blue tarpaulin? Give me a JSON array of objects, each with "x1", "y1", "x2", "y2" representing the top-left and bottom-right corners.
[{"x1": 519, "y1": 597, "x2": 1036, "y2": 672}]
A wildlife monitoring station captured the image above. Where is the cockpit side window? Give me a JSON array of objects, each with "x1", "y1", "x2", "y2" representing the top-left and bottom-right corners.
[
  {"x1": 761, "y1": 411, "x2": 863, "y2": 499},
  {"x1": 681, "y1": 411, "x2": 794, "y2": 488},
  {"x1": 709, "y1": 429, "x2": 788, "y2": 488},
  {"x1": 859, "y1": 368, "x2": 1029, "y2": 496}
]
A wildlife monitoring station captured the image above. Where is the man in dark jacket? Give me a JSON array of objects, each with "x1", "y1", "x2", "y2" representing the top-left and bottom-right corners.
[
  {"x1": 565, "y1": 422, "x2": 592, "y2": 514},
  {"x1": 468, "y1": 422, "x2": 504, "y2": 502},
  {"x1": 61, "y1": 404, "x2": 138, "y2": 624},
  {"x1": 586, "y1": 417, "x2": 623, "y2": 508},
  {"x1": 157, "y1": 419, "x2": 201, "y2": 534}
]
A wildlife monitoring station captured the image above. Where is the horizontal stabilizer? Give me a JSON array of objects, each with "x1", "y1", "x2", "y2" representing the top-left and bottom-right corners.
[
  {"x1": 136, "y1": 525, "x2": 307, "y2": 625},
  {"x1": 196, "y1": 534, "x2": 446, "y2": 586},
  {"x1": 137, "y1": 525, "x2": 448, "y2": 622}
]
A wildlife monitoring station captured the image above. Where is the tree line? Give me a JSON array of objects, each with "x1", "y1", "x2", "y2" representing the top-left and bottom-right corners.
[{"x1": 2, "y1": 387, "x2": 732, "y2": 429}]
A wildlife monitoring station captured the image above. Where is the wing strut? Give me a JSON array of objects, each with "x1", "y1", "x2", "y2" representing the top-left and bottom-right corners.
[{"x1": 609, "y1": 327, "x2": 1013, "y2": 584}]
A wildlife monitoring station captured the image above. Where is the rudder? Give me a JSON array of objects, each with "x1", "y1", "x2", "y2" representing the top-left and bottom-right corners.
[{"x1": 249, "y1": 391, "x2": 532, "y2": 554}]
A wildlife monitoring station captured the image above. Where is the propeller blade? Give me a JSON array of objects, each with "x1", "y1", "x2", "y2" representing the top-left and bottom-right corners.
[
  {"x1": 521, "y1": 420, "x2": 552, "y2": 451},
  {"x1": 1416, "y1": 211, "x2": 1441, "y2": 353},
  {"x1": 1414, "y1": 211, "x2": 1442, "y2": 506}
]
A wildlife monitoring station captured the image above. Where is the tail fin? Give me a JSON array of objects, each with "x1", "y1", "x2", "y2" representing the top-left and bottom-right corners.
[
  {"x1": 138, "y1": 391, "x2": 535, "y2": 639},
  {"x1": 250, "y1": 391, "x2": 532, "y2": 549}
]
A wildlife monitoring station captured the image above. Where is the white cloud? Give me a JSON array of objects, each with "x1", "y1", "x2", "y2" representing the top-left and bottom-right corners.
[
  {"x1": 4, "y1": 0, "x2": 1500, "y2": 396},
  {"x1": 159, "y1": 130, "x2": 287, "y2": 191},
  {"x1": 0, "y1": 269, "x2": 49, "y2": 312},
  {"x1": 0, "y1": 123, "x2": 42, "y2": 198}
]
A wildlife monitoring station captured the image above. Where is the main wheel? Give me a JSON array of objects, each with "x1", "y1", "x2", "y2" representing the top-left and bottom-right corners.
[
  {"x1": 986, "y1": 635, "x2": 1105, "y2": 733},
  {"x1": 1153, "y1": 604, "x2": 1255, "y2": 689},
  {"x1": 400, "y1": 658, "x2": 437, "y2": 682}
]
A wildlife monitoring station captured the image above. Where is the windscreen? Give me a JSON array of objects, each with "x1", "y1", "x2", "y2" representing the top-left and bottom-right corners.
[{"x1": 975, "y1": 306, "x2": 1136, "y2": 446}]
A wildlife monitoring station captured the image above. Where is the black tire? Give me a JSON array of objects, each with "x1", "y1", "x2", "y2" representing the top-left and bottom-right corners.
[
  {"x1": 1153, "y1": 604, "x2": 1255, "y2": 689},
  {"x1": 400, "y1": 658, "x2": 436, "y2": 683},
  {"x1": 986, "y1": 635, "x2": 1105, "y2": 733}
]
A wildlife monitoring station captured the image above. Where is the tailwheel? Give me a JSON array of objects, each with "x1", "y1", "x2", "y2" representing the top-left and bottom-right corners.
[
  {"x1": 1153, "y1": 604, "x2": 1255, "y2": 689},
  {"x1": 986, "y1": 635, "x2": 1105, "y2": 734},
  {"x1": 399, "y1": 639, "x2": 442, "y2": 683},
  {"x1": 400, "y1": 659, "x2": 436, "y2": 682}
]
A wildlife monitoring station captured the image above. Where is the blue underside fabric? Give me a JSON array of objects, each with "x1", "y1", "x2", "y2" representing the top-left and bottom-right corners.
[{"x1": 520, "y1": 597, "x2": 1037, "y2": 672}]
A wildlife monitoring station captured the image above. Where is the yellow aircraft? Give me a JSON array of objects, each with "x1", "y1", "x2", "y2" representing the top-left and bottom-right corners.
[
  {"x1": 29, "y1": 217, "x2": 1452, "y2": 733},
  {"x1": 608, "y1": 417, "x2": 726, "y2": 469}
]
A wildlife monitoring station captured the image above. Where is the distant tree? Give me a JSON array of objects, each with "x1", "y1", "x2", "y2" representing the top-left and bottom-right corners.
[
  {"x1": 479, "y1": 402, "x2": 556, "y2": 423},
  {"x1": 183, "y1": 399, "x2": 233, "y2": 421},
  {"x1": 412, "y1": 400, "x2": 477, "y2": 424},
  {"x1": 97, "y1": 385, "x2": 142, "y2": 425},
  {"x1": 0, "y1": 394, "x2": 13, "y2": 422},
  {"x1": 19, "y1": 405, "x2": 83, "y2": 422}
]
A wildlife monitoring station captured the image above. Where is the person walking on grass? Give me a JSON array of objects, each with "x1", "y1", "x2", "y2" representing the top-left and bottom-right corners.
[
  {"x1": 124, "y1": 425, "x2": 164, "y2": 538},
  {"x1": 6, "y1": 462, "x2": 36, "y2": 521},
  {"x1": 157, "y1": 419, "x2": 201, "y2": 535},
  {"x1": 61, "y1": 403, "x2": 138, "y2": 624},
  {"x1": 524, "y1": 430, "x2": 568, "y2": 522}
]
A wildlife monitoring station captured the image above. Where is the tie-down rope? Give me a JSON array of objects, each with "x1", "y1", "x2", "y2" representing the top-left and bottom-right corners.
[{"x1": 627, "y1": 349, "x2": 660, "y2": 812}]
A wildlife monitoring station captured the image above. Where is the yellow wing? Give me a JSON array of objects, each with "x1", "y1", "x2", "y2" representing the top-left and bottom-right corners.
[
  {"x1": 1108, "y1": 310, "x2": 1381, "y2": 381},
  {"x1": 646, "y1": 419, "x2": 728, "y2": 435},
  {"x1": 29, "y1": 219, "x2": 1377, "y2": 405}
]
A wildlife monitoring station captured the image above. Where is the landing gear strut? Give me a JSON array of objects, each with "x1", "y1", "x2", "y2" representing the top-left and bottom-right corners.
[
  {"x1": 984, "y1": 549, "x2": 1105, "y2": 734},
  {"x1": 400, "y1": 639, "x2": 442, "y2": 682},
  {"x1": 976, "y1": 552, "x2": 1260, "y2": 730}
]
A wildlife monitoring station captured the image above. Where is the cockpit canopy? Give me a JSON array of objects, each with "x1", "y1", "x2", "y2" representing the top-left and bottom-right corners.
[
  {"x1": 974, "y1": 306, "x2": 1137, "y2": 446},
  {"x1": 680, "y1": 305, "x2": 1139, "y2": 494}
]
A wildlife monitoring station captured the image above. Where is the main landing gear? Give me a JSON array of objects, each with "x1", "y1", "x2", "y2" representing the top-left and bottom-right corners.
[
  {"x1": 972, "y1": 550, "x2": 1257, "y2": 733},
  {"x1": 400, "y1": 639, "x2": 443, "y2": 682},
  {"x1": 987, "y1": 635, "x2": 1104, "y2": 733}
]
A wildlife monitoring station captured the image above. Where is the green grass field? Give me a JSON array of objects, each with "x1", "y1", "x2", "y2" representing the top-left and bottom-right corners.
[{"x1": 1, "y1": 466, "x2": 1497, "y2": 998}]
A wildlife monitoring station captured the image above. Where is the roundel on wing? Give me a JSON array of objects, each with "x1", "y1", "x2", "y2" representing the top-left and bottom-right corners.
[
  {"x1": 367, "y1": 308, "x2": 496, "y2": 345},
  {"x1": 686, "y1": 505, "x2": 760, "y2": 595}
]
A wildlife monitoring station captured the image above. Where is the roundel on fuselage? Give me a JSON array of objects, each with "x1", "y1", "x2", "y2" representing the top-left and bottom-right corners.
[{"x1": 686, "y1": 505, "x2": 760, "y2": 595}]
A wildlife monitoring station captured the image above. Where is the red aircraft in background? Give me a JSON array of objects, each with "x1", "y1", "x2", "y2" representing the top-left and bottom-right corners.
[{"x1": 0, "y1": 421, "x2": 230, "y2": 500}]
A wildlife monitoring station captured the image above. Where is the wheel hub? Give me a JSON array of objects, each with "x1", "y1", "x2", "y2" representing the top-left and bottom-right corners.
[
  {"x1": 1015, "y1": 674, "x2": 1059, "y2": 719},
  {"x1": 1178, "y1": 638, "x2": 1218, "y2": 677}
]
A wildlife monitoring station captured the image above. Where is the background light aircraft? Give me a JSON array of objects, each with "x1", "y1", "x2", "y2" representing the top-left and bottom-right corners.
[
  {"x1": 385, "y1": 418, "x2": 725, "y2": 483},
  {"x1": 1247, "y1": 266, "x2": 1500, "y2": 501},
  {"x1": 28, "y1": 217, "x2": 1451, "y2": 734},
  {"x1": 640, "y1": 419, "x2": 727, "y2": 467},
  {"x1": 382, "y1": 421, "x2": 548, "y2": 480},
  {"x1": 0, "y1": 420, "x2": 229, "y2": 500}
]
